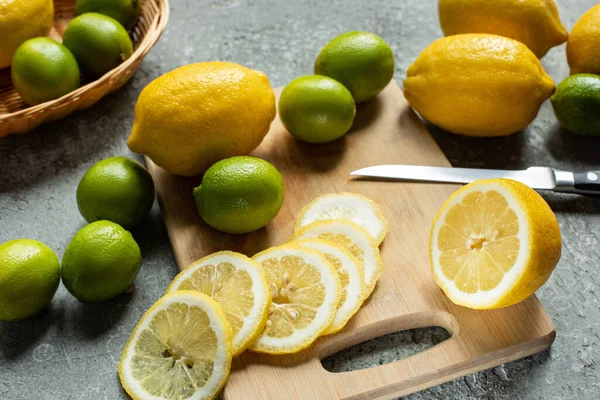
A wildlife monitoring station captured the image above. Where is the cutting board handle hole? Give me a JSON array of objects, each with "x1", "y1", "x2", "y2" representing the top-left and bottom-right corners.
[{"x1": 321, "y1": 325, "x2": 451, "y2": 373}]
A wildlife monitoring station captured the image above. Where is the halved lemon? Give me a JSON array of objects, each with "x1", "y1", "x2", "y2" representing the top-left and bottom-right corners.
[
  {"x1": 166, "y1": 251, "x2": 271, "y2": 356},
  {"x1": 250, "y1": 244, "x2": 341, "y2": 354},
  {"x1": 118, "y1": 291, "x2": 232, "y2": 400},
  {"x1": 294, "y1": 219, "x2": 384, "y2": 296},
  {"x1": 294, "y1": 238, "x2": 366, "y2": 334},
  {"x1": 430, "y1": 179, "x2": 561, "y2": 310},
  {"x1": 295, "y1": 192, "x2": 388, "y2": 245}
]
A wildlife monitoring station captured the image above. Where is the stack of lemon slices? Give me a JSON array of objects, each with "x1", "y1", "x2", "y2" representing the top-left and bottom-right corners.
[{"x1": 118, "y1": 192, "x2": 388, "y2": 400}]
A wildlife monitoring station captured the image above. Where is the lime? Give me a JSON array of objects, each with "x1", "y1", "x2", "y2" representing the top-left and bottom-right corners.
[
  {"x1": 75, "y1": 0, "x2": 140, "y2": 29},
  {"x1": 61, "y1": 221, "x2": 142, "y2": 302},
  {"x1": 193, "y1": 156, "x2": 284, "y2": 234},
  {"x1": 279, "y1": 75, "x2": 356, "y2": 143},
  {"x1": 551, "y1": 74, "x2": 600, "y2": 136},
  {"x1": 314, "y1": 31, "x2": 394, "y2": 103},
  {"x1": 0, "y1": 239, "x2": 60, "y2": 321},
  {"x1": 76, "y1": 156, "x2": 155, "y2": 229},
  {"x1": 62, "y1": 13, "x2": 133, "y2": 77},
  {"x1": 11, "y1": 38, "x2": 80, "y2": 106}
]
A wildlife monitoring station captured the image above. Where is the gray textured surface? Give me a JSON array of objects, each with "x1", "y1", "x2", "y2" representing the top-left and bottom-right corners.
[{"x1": 1, "y1": 0, "x2": 600, "y2": 399}]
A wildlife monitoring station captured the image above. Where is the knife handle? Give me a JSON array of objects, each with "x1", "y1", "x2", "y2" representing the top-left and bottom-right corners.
[{"x1": 573, "y1": 171, "x2": 600, "y2": 195}]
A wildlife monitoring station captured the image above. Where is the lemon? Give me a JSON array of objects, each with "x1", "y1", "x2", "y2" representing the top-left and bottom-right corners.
[
  {"x1": 75, "y1": 0, "x2": 140, "y2": 29},
  {"x1": 250, "y1": 244, "x2": 341, "y2": 354},
  {"x1": 119, "y1": 291, "x2": 232, "y2": 400},
  {"x1": 61, "y1": 220, "x2": 142, "y2": 302},
  {"x1": 193, "y1": 156, "x2": 284, "y2": 234},
  {"x1": 62, "y1": 13, "x2": 133, "y2": 77},
  {"x1": 0, "y1": 239, "x2": 60, "y2": 321},
  {"x1": 128, "y1": 62, "x2": 277, "y2": 176},
  {"x1": 404, "y1": 34, "x2": 555, "y2": 137},
  {"x1": 278, "y1": 75, "x2": 356, "y2": 143},
  {"x1": 11, "y1": 38, "x2": 80, "y2": 106},
  {"x1": 293, "y1": 219, "x2": 384, "y2": 297},
  {"x1": 293, "y1": 239, "x2": 366, "y2": 335},
  {"x1": 0, "y1": 0, "x2": 54, "y2": 68},
  {"x1": 295, "y1": 192, "x2": 388, "y2": 245},
  {"x1": 438, "y1": 0, "x2": 567, "y2": 58},
  {"x1": 568, "y1": 4, "x2": 600, "y2": 75},
  {"x1": 167, "y1": 251, "x2": 271, "y2": 356},
  {"x1": 76, "y1": 156, "x2": 155, "y2": 229},
  {"x1": 429, "y1": 179, "x2": 561, "y2": 310},
  {"x1": 315, "y1": 31, "x2": 394, "y2": 103}
]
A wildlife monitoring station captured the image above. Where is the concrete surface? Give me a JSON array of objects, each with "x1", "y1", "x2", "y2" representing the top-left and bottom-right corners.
[{"x1": 1, "y1": 0, "x2": 600, "y2": 399}]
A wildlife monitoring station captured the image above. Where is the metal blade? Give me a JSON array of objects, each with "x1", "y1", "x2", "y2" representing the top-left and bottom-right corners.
[{"x1": 349, "y1": 165, "x2": 558, "y2": 190}]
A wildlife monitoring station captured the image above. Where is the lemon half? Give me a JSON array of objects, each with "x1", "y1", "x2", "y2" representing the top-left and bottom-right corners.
[{"x1": 429, "y1": 179, "x2": 561, "y2": 309}]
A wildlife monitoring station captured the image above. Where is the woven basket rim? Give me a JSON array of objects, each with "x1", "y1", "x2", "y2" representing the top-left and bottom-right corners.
[{"x1": 0, "y1": 0, "x2": 170, "y2": 123}]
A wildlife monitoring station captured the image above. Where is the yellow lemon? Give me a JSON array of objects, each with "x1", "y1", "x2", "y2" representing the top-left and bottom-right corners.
[
  {"x1": 250, "y1": 244, "x2": 341, "y2": 354},
  {"x1": 166, "y1": 251, "x2": 271, "y2": 356},
  {"x1": 567, "y1": 4, "x2": 600, "y2": 75},
  {"x1": 119, "y1": 291, "x2": 232, "y2": 400},
  {"x1": 0, "y1": 0, "x2": 54, "y2": 68},
  {"x1": 404, "y1": 34, "x2": 555, "y2": 137},
  {"x1": 429, "y1": 179, "x2": 561, "y2": 309},
  {"x1": 438, "y1": 0, "x2": 567, "y2": 58},
  {"x1": 128, "y1": 62, "x2": 276, "y2": 176}
]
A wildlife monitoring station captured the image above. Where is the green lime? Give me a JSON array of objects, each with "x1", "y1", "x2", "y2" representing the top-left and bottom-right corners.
[
  {"x1": 314, "y1": 31, "x2": 394, "y2": 103},
  {"x1": 193, "y1": 156, "x2": 284, "y2": 234},
  {"x1": 62, "y1": 13, "x2": 133, "y2": 77},
  {"x1": 279, "y1": 75, "x2": 356, "y2": 143},
  {"x1": 61, "y1": 221, "x2": 142, "y2": 302},
  {"x1": 11, "y1": 38, "x2": 80, "y2": 106},
  {"x1": 75, "y1": 0, "x2": 140, "y2": 29},
  {"x1": 0, "y1": 239, "x2": 60, "y2": 321},
  {"x1": 551, "y1": 74, "x2": 600, "y2": 136},
  {"x1": 76, "y1": 156, "x2": 155, "y2": 229}
]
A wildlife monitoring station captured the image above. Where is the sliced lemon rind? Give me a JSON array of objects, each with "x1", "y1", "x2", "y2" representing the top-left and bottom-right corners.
[
  {"x1": 166, "y1": 251, "x2": 271, "y2": 356},
  {"x1": 295, "y1": 192, "x2": 388, "y2": 245},
  {"x1": 118, "y1": 291, "x2": 232, "y2": 400},
  {"x1": 250, "y1": 245, "x2": 341, "y2": 354},
  {"x1": 430, "y1": 181, "x2": 530, "y2": 309},
  {"x1": 293, "y1": 238, "x2": 367, "y2": 335},
  {"x1": 293, "y1": 219, "x2": 384, "y2": 296}
]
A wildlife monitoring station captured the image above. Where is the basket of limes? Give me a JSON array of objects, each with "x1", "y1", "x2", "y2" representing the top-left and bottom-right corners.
[{"x1": 0, "y1": 0, "x2": 169, "y2": 138}]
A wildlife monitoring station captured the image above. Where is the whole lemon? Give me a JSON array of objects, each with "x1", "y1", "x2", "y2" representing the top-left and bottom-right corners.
[
  {"x1": 61, "y1": 221, "x2": 142, "y2": 303},
  {"x1": 76, "y1": 156, "x2": 155, "y2": 229},
  {"x1": 279, "y1": 75, "x2": 356, "y2": 143},
  {"x1": 567, "y1": 4, "x2": 600, "y2": 75},
  {"x1": 128, "y1": 62, "x2": 276, "y2": 177},
  {"x1": 0, "y1": 0, "x2": 54, "y2": 68},
  {"x1": 193, "y1": 156, "x2": 284, "y2": 234},
  {"x1": 404, "y1": 34, "x2": 555, "y2": 137},
  {"x1": 11, "y1": 38, "x2": 81, "y2": 106},
  {"x1": 0, "y1": 239, "x2": 60, "y2": 321},
  {"x1": 314, "y1": 31, "x2": 394, "y2": 103},
  {"x1": 438, "y1": 0, "x2": 567, "y2": 58}
]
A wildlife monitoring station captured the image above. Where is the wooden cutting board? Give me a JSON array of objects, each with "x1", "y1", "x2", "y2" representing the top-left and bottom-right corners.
[{"x1": 145, "y1": 80, "x2": 555, "y2": 400}]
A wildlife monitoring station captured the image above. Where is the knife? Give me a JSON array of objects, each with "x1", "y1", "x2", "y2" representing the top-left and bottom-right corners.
[{"x1": 349, "y1": 165, "x2": 600, "y2": 195}]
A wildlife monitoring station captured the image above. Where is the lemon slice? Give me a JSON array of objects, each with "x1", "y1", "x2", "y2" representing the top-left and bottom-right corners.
[
  {"x1": 294, "y1": 219, "x2": 384, "y2": 296},
  {"x1": 430, "y1": 179, "x2": 561, "y2": 310},
  {"x1": 295, "y1": 192, "x2": 388, "y2": 245},
  {"x1": 294, "y1": 238, "x2": 366, "y2": 334},
  {"x1": 250, "y1": 244, "x2": 341, "y2": 354},
  {"x1": 118, "y1": 291, "x2": 232, "y2": 400},
  {"x1": 166, "y1": 251, "x2": 270, "y2": 356}
]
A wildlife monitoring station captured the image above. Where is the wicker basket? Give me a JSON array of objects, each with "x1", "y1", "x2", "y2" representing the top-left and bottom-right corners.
[{"x1": 0, "y1": 0, "x2": 169, "y2": 138}]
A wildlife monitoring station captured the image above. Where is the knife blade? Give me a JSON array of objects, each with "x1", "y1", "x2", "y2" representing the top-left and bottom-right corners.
[{"x1": 349, "y1": 165, "x2": 600, "y2": 195}]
